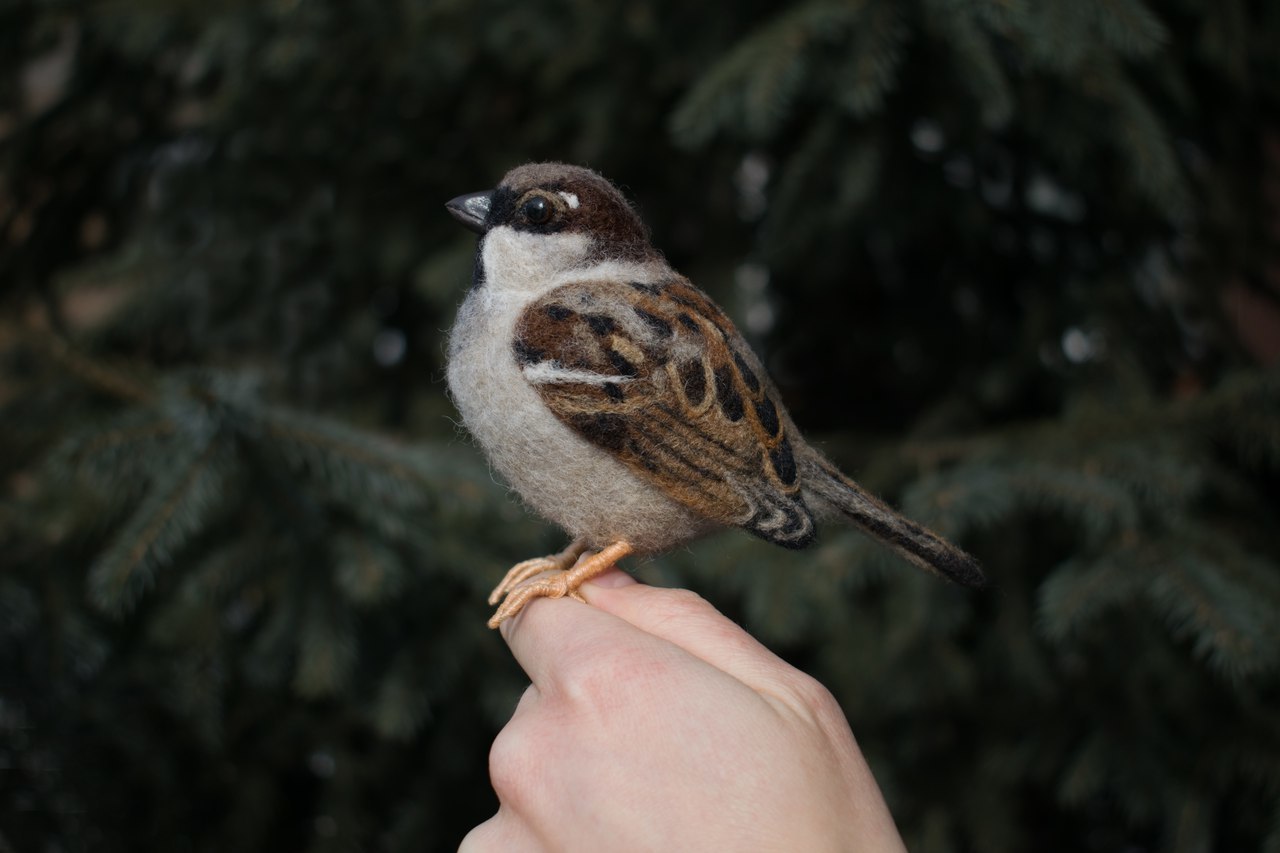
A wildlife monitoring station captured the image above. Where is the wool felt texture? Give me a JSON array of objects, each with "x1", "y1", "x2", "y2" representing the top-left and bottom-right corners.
[
  {"x1": 448, "y1": 226, "x2": 709, "y2": 555},
  {"x1": 514, "y1": 277, "x2": 814, "y2": 549},
  {"x1": 445, "y1": 162, "x2": 985, "y2": 608}
]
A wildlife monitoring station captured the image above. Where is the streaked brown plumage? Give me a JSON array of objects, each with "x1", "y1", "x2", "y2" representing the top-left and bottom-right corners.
[
  {"x1": 515, "y1": 278, "x2": 813, "y2": 550},
  {"x1": 445, "y1": 163, "x2": 984, "y2": 627}
]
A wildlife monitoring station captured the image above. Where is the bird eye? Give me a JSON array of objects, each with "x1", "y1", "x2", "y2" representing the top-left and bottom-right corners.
[{"x1": 521, "y1": 196, "x2": 552, "y2": 225}]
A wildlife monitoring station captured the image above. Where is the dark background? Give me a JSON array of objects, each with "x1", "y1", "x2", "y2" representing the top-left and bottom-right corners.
[{"x1": 3, "y1": 1, "x2": 1279, "y2": 850}]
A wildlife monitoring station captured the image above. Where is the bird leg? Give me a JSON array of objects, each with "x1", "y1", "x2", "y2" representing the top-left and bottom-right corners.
[
  {"x1": 487, "y1": 540, "x2": 633, "y2": 629},
  {"x1": 488, "y1": 539, "x2": 591, "y2": 605}
]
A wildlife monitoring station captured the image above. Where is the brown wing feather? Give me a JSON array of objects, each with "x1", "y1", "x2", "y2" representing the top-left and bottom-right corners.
[{"x1": 513, "y1": 278, "x2": 814, "y2": 548}]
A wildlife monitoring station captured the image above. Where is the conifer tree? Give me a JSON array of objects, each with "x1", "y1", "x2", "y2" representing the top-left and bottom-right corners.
[{"x1": 3, "y1": 1, "x2": 1278, "y2": 850}]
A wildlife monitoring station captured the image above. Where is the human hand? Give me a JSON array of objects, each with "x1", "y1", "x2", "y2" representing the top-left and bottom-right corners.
[{"x1": 459, "y1": 569, "x2": 907, "y2": 852}]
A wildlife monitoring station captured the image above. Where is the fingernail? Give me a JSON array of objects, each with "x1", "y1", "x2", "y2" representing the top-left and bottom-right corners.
[{"x1": 584, "y1": 568, "x2": 637, "y2": 590}]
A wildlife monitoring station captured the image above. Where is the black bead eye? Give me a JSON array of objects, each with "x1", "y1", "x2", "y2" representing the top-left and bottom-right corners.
[{"x1": 521, "y1": 196, "x2": 552, "y2": 225}]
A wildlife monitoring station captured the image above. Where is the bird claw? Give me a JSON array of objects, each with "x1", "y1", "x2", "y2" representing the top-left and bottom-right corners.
[
  {"x1": 487, "y1": 557, "x2": 556, "y2": 605},
  {"x1": 487, "y1": 573, "x2": 573, "y2": 629},
  {"x1": 487, "y1": 540, "x2": 590, "y2": 605},
  {"x1": 486, "y1": 540, "x2": 633, "y2": 629}
]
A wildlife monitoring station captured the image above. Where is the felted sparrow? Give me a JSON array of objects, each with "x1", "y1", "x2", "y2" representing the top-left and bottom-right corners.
[{"x1": 445, "y1": 163, "x2": 984, "y2": 628}]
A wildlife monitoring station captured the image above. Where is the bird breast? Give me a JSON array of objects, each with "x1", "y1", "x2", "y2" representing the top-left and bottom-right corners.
[{"x1": 446, "y1": 245, "x2": 713, "y2": 553}]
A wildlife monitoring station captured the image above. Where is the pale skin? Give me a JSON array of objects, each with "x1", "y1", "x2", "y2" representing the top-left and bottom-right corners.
[{"x1": 459, "y1": 569, "x2": 908, "y2": 853}]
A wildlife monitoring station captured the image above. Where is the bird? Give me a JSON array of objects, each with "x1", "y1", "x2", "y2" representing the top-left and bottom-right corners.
[{"x1": 444, "y1": 163, "x2": 984, "y2": 628}]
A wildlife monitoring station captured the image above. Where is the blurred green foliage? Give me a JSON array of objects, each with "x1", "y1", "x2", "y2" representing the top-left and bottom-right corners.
[{"x1": 2, "y1": 0, "x2": 1279, "y2": 850}]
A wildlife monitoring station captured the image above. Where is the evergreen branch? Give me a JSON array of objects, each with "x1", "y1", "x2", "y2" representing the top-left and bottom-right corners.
[
  {"x1": 117, "y1": 464, "x2": 202, "y2": 590},
  {"x1": 834, "y1": 0, "x2": 906, "y2": 118},
  {"x1": 87, "y1": 432, "x2": 227, "y2": 615},
  {"x1": 763, "y1": 120, "x2": 883, "y2": 255},
  {"x1": 76, "y1": 420, "x2": 176, "y2": 460},
  {"x1": 670, "y1": 0, "x2": 870, "y2": 146},
  {"x1": 898, "y1": 371, "x2": 1278, "y2": 469},
  {"x1": 1013, "y1": 466, "x2": 1146, "y2": 532},
  {"x1": 1152, "y1": 529, "x2": 1280, "y2": 682},
  {"x1": 1086, "y1": 0, "x2": 1168, "y2": 58},
  {"x1": 668, "y1": 43, "x2": 757, "y2": 146},
  {"x1": 763, "y1": 116, "x2": 841, "y2": 252},
  {"x1": 156, "y1": 538, "x2": 266, "y2": 633},
  {"x1": 742, "y1": 33, "x2": 808, "y2": 139},
  {"x1": 123, "y1": 462, "x2": 210, "y2": 571},
  {"x1": 1039, "y1": 525, "x2": 1280, "y2": 682},
  {"x1": 908, "y1": 462, "x2": 1142, "y2": 543},
  {"x1": 1038, "y1": 550, "x2": 1155, "y2": 643},
  {"x1": 258, "y1": 406, "x2": 433, "y2": 491},
  {"x1": 1099, "y1": 64, "x2": 1190, "y2": 213},
  {"x1": 1018, "y1": 3, "x2": 1094, "y2": 71},
  {"x1": 252, "y1": 404, "x2": 501, "y2": 536},
  {"x1": 969, "y1": 0, "x2": 1034, "y2": 38},
  {"x1": 46, "y1": 417, "x2": 178, "y2": 493},
  {"x1": 14, "y1": 326, "x2": 152, "y2": 403},
  {"x1": 925, "y1": 0, "x2": 1014, "y2": 128},
  {"x1": 770, "y1": 115, "x2": 840, "y2": 211}
]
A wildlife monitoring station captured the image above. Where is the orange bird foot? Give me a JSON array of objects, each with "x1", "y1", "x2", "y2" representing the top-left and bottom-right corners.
[{"x1": 487, "y1": 540, "x2": 633, "y2": 629}]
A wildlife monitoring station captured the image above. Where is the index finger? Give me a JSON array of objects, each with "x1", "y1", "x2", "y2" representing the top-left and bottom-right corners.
[
  {"x1": 498, "y1": 593, "x2": 678, "y2": 692},
  {"x1": 580, "y1": 572, "x2": 800, "y2": 694}
]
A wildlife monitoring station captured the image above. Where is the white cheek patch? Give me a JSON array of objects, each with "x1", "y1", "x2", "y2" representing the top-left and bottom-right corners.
[
  {"x1": 482, "y1": 227, "x2": 592, "y2": 296},
  {"x1": 558, "y1": 192, "x2": 580, "y2": 209}
]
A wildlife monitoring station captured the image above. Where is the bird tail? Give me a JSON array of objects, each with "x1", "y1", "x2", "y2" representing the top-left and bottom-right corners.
[{"x1": 801, "y1": 455, "x2": 986, "y2": 589}]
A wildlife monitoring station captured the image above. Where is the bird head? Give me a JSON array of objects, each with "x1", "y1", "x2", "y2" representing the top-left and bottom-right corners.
[{"x1": 446, "y1": 163, "x2": 661, "y2": 291}]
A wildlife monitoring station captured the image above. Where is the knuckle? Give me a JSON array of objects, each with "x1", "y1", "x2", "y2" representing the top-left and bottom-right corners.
[
  {"x1": 779, "y1": 671, "x2": 844, "y2": 726},
  {"x1": 488, "y1": 717, "x2": 539, "y2": 806},
  {"x1": 656, "y1": 587, "x2": 714, "y2": 618},
  {"x1": 457, "y1": 821, "x2": 495, "y2": 853},
  {"x1": 647, "y1": 588, "x2": 722, "y2": 637}
]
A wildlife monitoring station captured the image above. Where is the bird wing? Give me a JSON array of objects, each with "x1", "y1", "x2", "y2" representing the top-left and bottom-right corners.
[{"x1": 513, "y1": 277, "x2": 814, "y2": 548}]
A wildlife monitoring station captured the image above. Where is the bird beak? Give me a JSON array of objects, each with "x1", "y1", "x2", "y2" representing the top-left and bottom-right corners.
[{"x1": 445, "y1": 190, "x2": 493, "y2": 234}]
